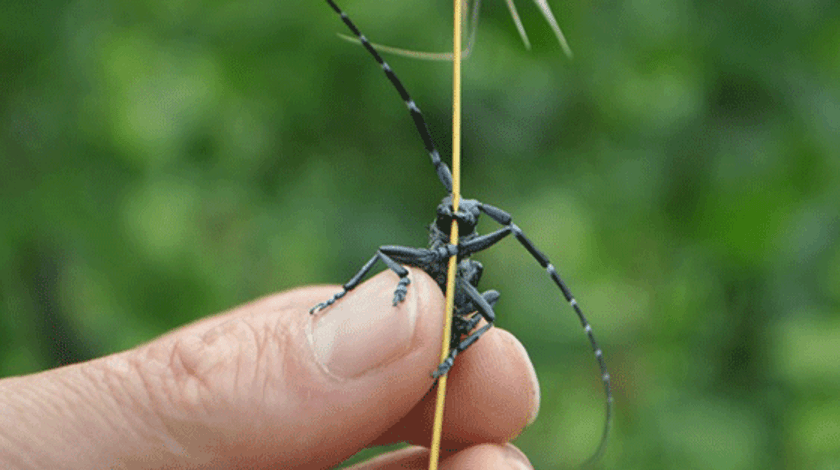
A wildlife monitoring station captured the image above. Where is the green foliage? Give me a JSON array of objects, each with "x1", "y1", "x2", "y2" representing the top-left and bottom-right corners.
[{"x1": 1, "y1": 0, "x2": 839, "y2": 468}]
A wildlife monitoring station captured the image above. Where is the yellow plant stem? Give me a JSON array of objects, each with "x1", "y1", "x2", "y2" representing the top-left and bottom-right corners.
[{"x1": 428, "y1": 0, "x2": 462, "y2": 468}]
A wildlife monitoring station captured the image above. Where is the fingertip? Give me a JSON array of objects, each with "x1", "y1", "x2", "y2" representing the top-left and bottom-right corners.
[
  {"x1": 346, "y1": 444, "x2": 534, "y2": 470},
  {"x1": 439, "y1": 327, "x2": 540, "y2": 443},
  {"x1": 370, "y1": 325, "x2": 540, "y2": 448},
  {"x1": 445, "y1": 443, "x2": 535, "y2": 470}
]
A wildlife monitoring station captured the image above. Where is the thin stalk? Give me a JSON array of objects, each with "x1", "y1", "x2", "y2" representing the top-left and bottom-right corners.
[{"x1": 427, "y1": 0, "x2": 462, "y2": 467}]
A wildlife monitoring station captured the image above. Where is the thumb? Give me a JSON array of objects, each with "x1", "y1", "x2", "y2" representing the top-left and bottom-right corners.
[{"x1": 0, "y1": 268, "x2": 445, "y2": 470}]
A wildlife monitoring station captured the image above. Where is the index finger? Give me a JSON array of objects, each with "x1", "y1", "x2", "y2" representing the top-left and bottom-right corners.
[{"x1": 371, "y1": 316, "x2": 540, "y2": 448}]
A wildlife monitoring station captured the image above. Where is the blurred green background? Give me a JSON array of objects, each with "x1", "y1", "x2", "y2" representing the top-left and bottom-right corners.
[{"x1": 2, "y1": 0, "x2": 839, "y2": 468}]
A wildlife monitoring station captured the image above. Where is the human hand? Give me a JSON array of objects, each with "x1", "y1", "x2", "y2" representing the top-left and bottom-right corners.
[{"x1": 0, "y1": 268, "x2": 539, "y2": 469}]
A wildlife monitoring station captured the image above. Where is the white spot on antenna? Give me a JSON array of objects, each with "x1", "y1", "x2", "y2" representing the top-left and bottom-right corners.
[
  {"x1": 595, "y1": 349, "x2": 602, "y2": 358},
  {"x1": 584, "y1": 324, "x2": 592, "y2": 333},
  {"x1": 407, "y1": 100, "x2": 420, "y2": 112},
  {"x1": 382, "y1": 62, "x2": 391, "y2": 72}
]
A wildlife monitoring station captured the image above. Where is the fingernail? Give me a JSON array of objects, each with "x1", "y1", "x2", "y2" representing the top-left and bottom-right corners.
[{"x1": 310, "y1": 273, "x2": 417, "y2": 378}]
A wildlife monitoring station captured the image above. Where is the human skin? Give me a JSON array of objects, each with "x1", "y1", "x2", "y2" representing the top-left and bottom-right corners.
[{"x1": 0, "y1": 268, "x2": 539, "y2": 469}]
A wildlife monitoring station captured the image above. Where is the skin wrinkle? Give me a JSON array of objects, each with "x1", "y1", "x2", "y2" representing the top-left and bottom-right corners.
[
  {"x1": 0, "y1": 380, "x2": 40, "y2": 468},
  {"x1": 233, "y1": 321, "x2": 265, "y2": 418},
  {"x1": 255, "y1": 323, "x2": 271, "y2": 411},
  {"x1": 156, "y1": 336, "x2": 229, "y2": 462},
  {"x1": 254, "y1": 317, "x2": 292, "y2": 420},
  {"x1": 178, "y1": 335, "x2": 229, "y2": 418},
  {"x1": 0, "y1": 431, "x2": 26, "y2": 469},
  {"x1": 249, "y1": 321, "x2": 268, "y2": 385},
  {"x1": 135, "y1": 346, "x2": 170, "y2": 416},
  {"x1": 149, "y1": 306, "x2": 307, "y2": 463},
  {"x1": 142, "y1": 339, "x2": 211, "y2": 456},
  {"x1": 63, "y1": 365, "x2": 117, "y2": 451},
  {"x1": 94, "y1": 359, "x2": 129, "y2": 424},
  {"x1": 101, "y1": 356, "x2": 155, "y2": 451},
  {"x1": 253, "y1": 321, "x2": 279, "y2": 402},
  {"x1": 127, "y1": 382, "x2": 173, "y2": 458},
  {"x1": 132, "y1": 346, "x2": 191, "y2": 455},
  {"x1": 231, "y1": 323, "x2": 248, "y2": 404},
  {"x1": 259, "y1": 319, "x2": 290, "y2": 411},
  {"x1": 77, "y1": 363, "x2": 122, "y2": 440},
  {"x1": 88, "y1": 360, "x2": 161, "y2": 465}
]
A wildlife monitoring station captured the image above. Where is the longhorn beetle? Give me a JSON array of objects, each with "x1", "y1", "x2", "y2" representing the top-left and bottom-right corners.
[{"x1": 315, "y1": 0, "x2": 612, "y2": 462}]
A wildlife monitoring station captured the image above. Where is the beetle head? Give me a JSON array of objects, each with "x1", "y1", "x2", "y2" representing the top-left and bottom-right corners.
[{"x1": 435, "y1": 195, "x2": 481, "y2": 236}]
